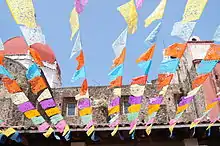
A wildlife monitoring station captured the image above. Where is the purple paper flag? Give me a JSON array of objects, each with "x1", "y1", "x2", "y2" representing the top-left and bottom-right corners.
[
  {"x1": 40, "y1": 98, "x2": 56, "y2": 110},
  {"x1": 135, "y1": 0, "x2": 144, "y2": 9},
  {"x1": 212, "y1": 97, "x2": 220, "y2": 102},
  {"x1": 18, "y1": 102, "x2": 35, "y2": 113},
  {"x1": 81, "y1": 0, "x2": 88, "y2": 6},
  {"x1": 178, "y1": 96, "x2": 194, "y2": 106},
  {"x1": 149, "y1": 96, "x2": 163, "y2": 105},
  {"x1": 75, "y1": 0, "x2": 84, "y2": 14},
  {"x1": 129, "y1": 96, "x2": 142, "y2": 104},
  {"x1": 78, "y1": 98, "x2": 91, "y2": 109},
  {"x1": 110, "y1": 97, "x2": 120, "y2": 107}
]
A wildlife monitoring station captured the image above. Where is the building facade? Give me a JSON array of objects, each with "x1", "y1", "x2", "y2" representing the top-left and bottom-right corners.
[{"x1": 0, "y1": 36, "x2": 220, "y2": 145}]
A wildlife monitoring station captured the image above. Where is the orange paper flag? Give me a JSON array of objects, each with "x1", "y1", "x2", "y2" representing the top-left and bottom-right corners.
[
  {"x1": 192, "y1": 74, "x2": 210, "y2": 89},
  {"x1": 76, "y1": 50, "x2": 85, "y2": 70},
  {"x1": 136, "y1": 44, "x2": 155, "y2": 63},
  {"x1": 2, "y1": 77, "x2": 22, "y2": 93},
  {"x1": 109, "y1": 76, "x2": 122, "y2": 88},
  {"x1": 112, "y1": 48, "x2": 126, "y2": 68},
  {"x1": 0, "y1": 52, "x2": 4, "y2": 65},
  {"x1": 29, "y1": 76, "x2": 47, "y2": 94},
  {"x1": 29, "y1": 48, "x2": 44, "y2": 66},
  {"x1": 80, "y1": 79, "x2": 88, "y2": 95},
  {"x1": 131, "y1": 75, "x2": 148, "y2": 85},
  {"x1": 204, "y1": 44, "x2": 220, "y2": 60},
  {"x1": 164, "y1": 43, "x2": 186, "y2": 58},
  {"x1": 157, "y1": 74, "x2": 173, "y2": 90}
]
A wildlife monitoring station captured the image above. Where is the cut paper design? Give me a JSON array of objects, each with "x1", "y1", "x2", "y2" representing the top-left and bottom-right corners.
[
  {"x1": 135, "y1": 0, "x2": 144, "y2": 9},
  {"x1": 117, "y1": 0, "x2": 138, "y2": 34},
  {"x1": 75, "y1": 0, "x2": 84, "y2": 14},
  {"x1": 29, "y1": 76, "x2": 47, "y2": 94},
  {"x1": 145, "y1": 22, "x2": 161, "y2": 46},
  {"x1": 24, "y1": 109, "x2": 40, "y2": 119},
  {"x1": 29, "y1": 48, "x2": 44, "y2": 66},
  {"x1": 50, "y1": 114, "x2": 64, "y2": 125},
  {"x1": 0, "y1": 39, "x2": 4, "y2": 51},
  {"x1": 71, "y1": 66, "x2": 86, "y2": 82},
  {"x1": 26, "y1": 63, "x2": 41, "y2": 80},
  {"x1": 108, "y1": 64, "x2": 124, "y2": 81},
  {"x1": 144, "y1": 0, "x2": 167, "y2": 27},
  {"x1": 204, "y1": 44, "x2": 220, "y2": 61},
  {"x1": 0, "y1": 66, "x2": 14, "y2": 79},
  {"x1": 31, "y1": 116, "x2": 45, "y2": 125},
  {"x1": 112, "y1": 48, "x2": 126, "y2": 68},
  {"x1": 18, "y1": 102, "x2": 35, "y2": 113},
  {"x1": 109, "y1": 28, "x2": 128, "y2": 136},
  {"x1": 169, "y1": 44, "x2": 220, "y2": 135},
  {"x1": 213, "y1": 25, "x2": 220, "y2": 42},
  {"x1": 112, "y1": 28, "x2": 128, "y2": 58},
  {"x1": 37, "y1": 89, "x2": 52, "y2": 102},
  {"x1": 158, "y1": 58, "x2": 180, "y2": 74},
  {"x1": 45, "y1": 107, "x2": 61, "y2": 117},
  {"x1": 20, "y1": 25, "x2": 45, "y2": 46},
  {"x1": 71, "y1": 49, "x2": 86, "y2": 82},
  {"x1": 80, "y1": 79, "x2": 88, "y2": 95},
  {"x1": 164, "y1": 43, "x2": 187, "y2": 58},
  {"x1": 0, "y1": 53, "x2": 4, "y2": 66},
  {"x1": 6, "y1": 0, "x2": 37, "y2": 28},
  {"x1": 75, "y1": 0, "x2": 88, "y2": 14},
  {"x1": 40, "y1": 99, "x2": 56, "y2": 110},
  {"x1": 2, "y1": 77, "x2": 22, "y2": 93},
  {"x1": 128, "y1": 45, "x2": 155, "y2": 134},
  {"x1": 70, "y1": 8, "x2": 80, "y2": 40},
  {"x1": 70, "y1": 32, "x2": 82, "y2": 59},
  {"x1": 182, "y1": 0, "x2": 208, "y2": 23},
  {"x1": 196, "y1": 60, "x2": 218, "y2": 75},
  {"x1": 157, "y1": 74, "x2": 173, "y2": 90},
  {"x1": 131, "y1": 75, "x2": 147, "y2": 85},
  {"x1": 171, "y1": 21, "x2": 196, "y2": 41},
  {"x1": 10, "y1": 92, "x2": 29, "y2": 105}
]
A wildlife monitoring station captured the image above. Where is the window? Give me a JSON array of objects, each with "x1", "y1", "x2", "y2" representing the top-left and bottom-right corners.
[
  {"x1": 121, "y1": 96, "x2": 129, "y2": 114},
  {"x1": 66, "y1": 103, "x2": 76, "y2": 116}
]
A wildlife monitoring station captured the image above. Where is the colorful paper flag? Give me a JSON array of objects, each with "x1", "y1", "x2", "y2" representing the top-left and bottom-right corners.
[
  {"x1": 70, "y1": 8, "x2": 80, "y2": 40},
  {"x1": 117, "y1": 0, "x2": 138, "y2": 34},
  {"x1": 145, "y1": 22, "x2": 161, "y2": 45},
  {"x1": 182, "y1": 0, "x2": 208, "y2": 23},
  {"x1": 144, "y1": 0, "x2": 167, "y2": 27}
]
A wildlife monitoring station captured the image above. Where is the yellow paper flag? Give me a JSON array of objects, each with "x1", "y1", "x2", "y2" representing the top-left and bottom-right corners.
[
  {"x1": 70, "y1": 7, "x2": 80, "y2": 40},
  {"x1": 86, "y1": 125, "x2": 95, "y2": 136},
  {"x1": 111, "y1": 125, "x2": 119, "y2": 136},
  {"x1": 146, "y1": 124, "x2": 152, "y2": 135},
  {"x1": 6, "y1": 0, "x2": 37, "y2": 28},
  {"x1": 43, "y1": 127, "x2": 54, "y2": 138},
  {"x1": 206, "y1": 122, "x2": 214, "y2": 130},
  {"x1": 144, "y1": 0, "x2": 167, "y2": 27},
  {"x1": 117, "y1": 0, "x2": 138, "y2": 34},
  {"x1": 182, "y1": 0, "x2": 208, "y2": 23},
  {"x1": 2, "y1": 128, "x2": 16, "y2": 137},
  {"x1": 128, "y1": 104, "x2": 141, "y2": 113},
  {"x1": 62, "y1": 125, "x2": 70, "y2": 136}
]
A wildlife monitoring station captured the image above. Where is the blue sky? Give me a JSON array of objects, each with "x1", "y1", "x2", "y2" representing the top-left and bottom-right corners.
[{"x1": 0, "y1": 0, "x2": 220, "y2": 87}]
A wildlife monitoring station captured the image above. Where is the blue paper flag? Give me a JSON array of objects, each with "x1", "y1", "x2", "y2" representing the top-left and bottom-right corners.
[
  {"x1": 53, "y1": 132, "x2": 61, "y2": 140},
  {"x1": 171, "y1": 21, "x2": 196, "y2": 41},
  {"x1": 10, "y1": 132, "x2": 22, "y2": 143},
  {"x1": 26, "y1": 63, "x2": 41, "y2": 80},
  {"x1": 159, "y1": 58, "x2": 180, "y2": 74},
  {"x1": 91, "y1": 131, "x2": 100, "y2": 142},
  {"x1": 137, "y1": 60, "x2": 152, "y2": 75},
  {"x1": 213, "y1": 25, "x2": 220, "y2": 42},
  {"x1": 71, "y1": 66, "x2": 86, "y2": 82},
  {"x1": 145, "y1": 22, "x2": 161, "y2": 46},
  {"x1": 0, "y1": 134, "x2": 6, "y2": 144},
  {"x1": 0, "y1": 65, "x2": 14, "y2": 79},
  {"x1": 196, "y1": 60, "x2": 218, "y2": 75},
  {"x1": 64, "y1": 131, "x2": 71, "y2": 141},
  {"x1": 108, "y1": 64, "x2": 124, "y2": 81}
]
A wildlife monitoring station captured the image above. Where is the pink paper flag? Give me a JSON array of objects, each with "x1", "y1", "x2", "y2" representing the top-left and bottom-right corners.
[
  {"x1": 84, "y1": 120, "x2": 94, "y2": 130},
  {"x1": 75, "y1": 0, "x2": 84, "y2": 14},
  {"x1": 109, "y1": 120, "x2": 119, "y2": 128},
  {"x1": 38, "y1": 122, "x2": 50, "y2": 132},
  {"x1": 135, "y1": 0, "x2": 144, "y2": 9},
  {"x1": 81, "y1": 0, "x2": 88, "y2": 6},
  {"x1": 55, "y1": 120, "x2": 66, "y2": 133}
]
